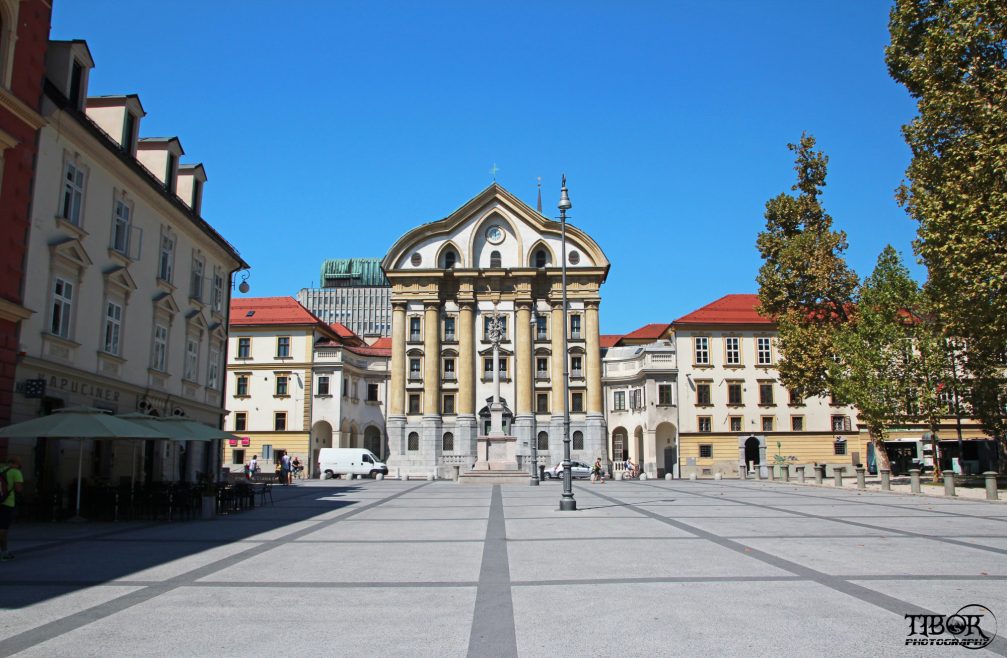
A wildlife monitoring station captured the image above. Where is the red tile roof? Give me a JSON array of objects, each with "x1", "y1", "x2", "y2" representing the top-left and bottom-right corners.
[
  {"x1": 230, "y1": 297, "x2": 324, "y2": 326},
  {"x1": 328, "y1": 322, "x2": 365, "y2": 346},
  {"x1": 344, "y1": 345, "x2": 391, "y2": 357},
  {"x1": 600, "y1": 334, "x2": 623, "y2": 348},
  {"x1": 370, "y1": 337, "x2": 393, "y2": 349},
  {"x1": 673, "y1": 294, "x2": 773, "y2": 325},
  {"x1": 622, "y1": 323, "x2": 672, "y2": 340}
]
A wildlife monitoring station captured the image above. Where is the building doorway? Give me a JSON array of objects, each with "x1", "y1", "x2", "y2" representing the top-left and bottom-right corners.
[{"x1": 744, "y1": 436, "x2": 761, "y2": 468}]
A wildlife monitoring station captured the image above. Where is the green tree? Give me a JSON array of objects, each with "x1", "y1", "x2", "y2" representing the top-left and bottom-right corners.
[
  {"x1": 886, "y1": 0, "x2": 1007, "y2": 443},
  {"x1": 756, "y1": 134, "x2": 859, "y2": 398}
]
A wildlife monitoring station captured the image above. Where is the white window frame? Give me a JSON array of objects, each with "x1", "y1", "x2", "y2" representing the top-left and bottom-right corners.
[
  {"x1": 103, "y1": 300, "x2": 123, "y2": 355},
  {"x1": 276, "y1": 336, "x2": 291, "y2": 358},
  {"x1": 207, "y1": 346, "x2": 221, "y2": 389},
  {"x1": 695, "y1": 336, "x2": 710, "y2": 365},
  {"x1": 189, "y1": 253, "x2": 205, "y2": 301},
  {"x1": 725, "y1": 336, "x2": 740, "y2": 365},
  {"x1": 60, "y1": 159, "x2": 86, "y2": 226},
  {"x1": 613, "y1": 390, "x2": 626, "y2": 411},
  {"x1": 158, "y1": 230, "x2": 175, "y2": 282},
  {"x1": 317, "y1": 375, "x2": 330, "y2": 396},
  {"x1": 111, "y1": 197, "x2": 131, "y2": 254},
  {"x1": 152, "y1": 324, "x2": 168, "y2": 371},
  {"x1": 184, "y1": 335, "x2": 200, "y2": 381},
  {"x1": 212, "y1": 267, "x2": 224, "y2": 314},
  {"x1": 275, "y1": 375, "x2": 288, "y2": 396},
  {"x1": 50, "y1": 276, "x2": 74, "y2": 338},
  {"x1": 757, "y1": 337, "x2": 773, "y2": 365}
]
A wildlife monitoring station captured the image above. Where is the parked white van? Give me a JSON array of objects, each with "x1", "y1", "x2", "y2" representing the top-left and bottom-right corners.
[{"x1": 317, "y1": 448, "x2": 388, "y2": 479}]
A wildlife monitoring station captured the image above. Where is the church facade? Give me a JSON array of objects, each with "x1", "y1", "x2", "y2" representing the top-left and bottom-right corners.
[{"x1": 382, "y1": 183, "x2": 609, "y2": 478}]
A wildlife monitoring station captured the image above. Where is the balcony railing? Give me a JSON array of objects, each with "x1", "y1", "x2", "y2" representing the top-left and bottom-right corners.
[
  {"x1": 536, "y1": 371, "x2": 550, "y2": 380},
  {"x1": 444, "y1": 333, "x2": 456, "y2": 342},
  {"x1": 536, "y1": 332, "x2": 548, "y2": 341},
  {"x1": 443, "y1": 371, "x2": 457, "y2": 381},
  {"x1": 408, "y1": 371, "x2": 422, "y2": 381},
  {"x1": 409, "y1": 333, "x2": 422, "y2": 342},
  {"x1": 570, "y1": 369, "x2": 584, "y2": 379},
  {"x1": 570, "y1": 331, "x2": 582, "y2": 340}
]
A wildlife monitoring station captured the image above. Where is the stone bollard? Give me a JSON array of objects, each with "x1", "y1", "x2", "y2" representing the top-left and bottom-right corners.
[
  {"x1": 714, "y1": 472, "x2": 722, "y2": 481},
  {"x1": 797, "y1": 465, "x2": 806, "y2": 483},
  {"x1": 615, "y1": 471, "x2": 623, "y2": 481},
  {"x1": 983, "y1": 471, "x2": 999, "y2": 501},
  {"x1": 856, "y1": 466, "x2": 866, "y2": 490},
  {"x1": 834, "y1": 467, "x2": 844, "y2": 487},
  {"x1": 689, "y1": 473, "x2": 697, "y2": 481},
  {"x1": 754, "y1": 467, "x2": 762, "y2": 480},
  {"x1": 376, "y1": 473, "x2": 384, "y2": 481},
  {"x1": 739, "y1": 465, "x2": 748, "y2": 480},
  {"x1": 767, "y1": 466, "x2": 775, "y2": 481},
  {"x1": 665, "y1": 473, "x2": 672, "y2": 481},
  {"x1": 453, "y1": 465, "x2": 460, "y2": 482},
  {"x1": 909, "y1": 469, "x2": 921, "y2": 494},
  {"x1": 880, "y1": 469, "x2": 891, "y2": 491},
  {"x1": 943, "y1": 473, "x2": 956, "y2": 497},
  {"x1": 640, "y1": 473, "x2": 648, "y2": 481},
  {"x1": 814, "y1": 465, "x2": 824, "y2": 485},
  {"x1": 427, "y1": 473, "x2": 435, "y2": 482},
  {"x1": 781, "y1": 466, "x2": 790, "y2": 482}
]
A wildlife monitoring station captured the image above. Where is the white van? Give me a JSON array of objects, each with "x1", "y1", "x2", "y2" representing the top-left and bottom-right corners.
[{"x1": 317, "y1": 448, "x2": 388, "y2": 479}]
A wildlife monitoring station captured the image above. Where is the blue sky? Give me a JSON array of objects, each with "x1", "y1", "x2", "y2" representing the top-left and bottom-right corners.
[{"x1": 52, "y1": 1, "x2": 919, "y2": 335}]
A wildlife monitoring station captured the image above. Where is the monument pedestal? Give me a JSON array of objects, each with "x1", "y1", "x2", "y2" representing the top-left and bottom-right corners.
[{"x1": 473, "y1": 434, "x2": 518, "y2": 471}]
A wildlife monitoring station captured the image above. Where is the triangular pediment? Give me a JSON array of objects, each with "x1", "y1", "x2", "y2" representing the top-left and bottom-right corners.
[
  {"x1": 49, "y1": 237, "x2": 93, "y2": 273},
  {"x1": 186, "y1": 309, "x2": 209, "y2": 331},
  {"x1": 103, "y1": 266, "x2": 138, "y2": 294},
  {"x1": 153, "y1": 292, "x2": 180, "y2": 314},
  {"x1": 478, "y1": 345, "x2": 513, "y2": 357}
]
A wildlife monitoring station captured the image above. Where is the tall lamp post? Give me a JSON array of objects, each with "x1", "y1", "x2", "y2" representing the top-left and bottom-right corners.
[
  {"x1": 558, "y1": 175, "x2": 576, "y2": 511},
  {"x1": 529, "y1": 306, "x2": 540, "y2": 485}
]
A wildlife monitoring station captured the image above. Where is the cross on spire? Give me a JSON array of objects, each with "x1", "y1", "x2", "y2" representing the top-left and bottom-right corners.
[{"x1": 490, "y1": 162, "x2": 500, "y2": 181}]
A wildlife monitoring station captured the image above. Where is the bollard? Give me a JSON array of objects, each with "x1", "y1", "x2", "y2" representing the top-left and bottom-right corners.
[
  {"x1": 376, "y1": 473, "x2": 384, "y2": 481},
  {"x1": 689, "y1": 473, "x2": 697, "y2": 481},
  {"x1": 714, "y1": 472, "x2": 722, "y2": 481},
  {"x1": 640, "y1": 473, "x2": 648, "y2": 481},
  {"x1": 426, "y1": 473, "x2": 435, "y2": 481},
  {"x1": 909, "y1": 469, "x2": 921, "y2": 494},
  {"x1": 781, "y1": 466, "x2": 790, "y2": 482},
  {"x1": 855, "y1": 466, "x2": 866, "y2": 490},
  {"x1": 983, "y1": 471, "x2": 999, "y2": 501},
  {"x1": 833, "y1": 467, "x2": 843, "y2": 487},
  {"x1": 453, "y1": 465, "x2": 460, "y2": 483},
  {"x1": 739, "y1": 465, "x2": 748, "y2": 480},
  {"x1": 767, "y1": 466, "x2": 775, "y2": 481},
  {"x1": 665, "y1": 473, "x2": 672, "y2": 481},
  {"x1": 754, "y1": 467, "x2": 762, "y2": 480},
  {"x1": 880, "y1": 469, "x2": 891, "y2": 491},
  {"x1": 814, "y1": 465, "x2": 824, "y2": 485},
  {"x1": 797, "y1": 465, "x2": 806, "y2": 484},
  {"x1": 943, "y1": 473, "x2": 956, "y2": 497}
]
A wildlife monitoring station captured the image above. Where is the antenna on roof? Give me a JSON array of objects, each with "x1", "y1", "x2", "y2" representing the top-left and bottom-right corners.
[{"x1": 536, "y1": 176, "x2": 542, "y2": 213}]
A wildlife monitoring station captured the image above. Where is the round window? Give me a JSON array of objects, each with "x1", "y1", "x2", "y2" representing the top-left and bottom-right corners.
[
  {"x1": 410, "y1": 253, "x2": 422, "y2": 267},
  {"x1": 568, "y1": 250, "x2": 581, "y2": 265}
]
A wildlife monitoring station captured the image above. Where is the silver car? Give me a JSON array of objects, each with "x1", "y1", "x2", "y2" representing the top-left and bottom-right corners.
[{"x1": 546, "y1": 461, "x2": 592, "y2": 479}]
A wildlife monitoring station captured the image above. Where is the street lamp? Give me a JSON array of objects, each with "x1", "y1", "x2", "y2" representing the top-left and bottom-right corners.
[
  {"x1": 558, "y1": 175, "x2": 576, "y2": 512},
  {"x1": 529, "y1": 306, "x2": 540, "y2": 486}
]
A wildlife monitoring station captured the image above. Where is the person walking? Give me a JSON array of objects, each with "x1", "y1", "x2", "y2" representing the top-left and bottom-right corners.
[
  {"x1": 281, "y1": 452, "x2": 292, "y2": 485},
  {"x1": 591, "y1": 458, "x2": 605, "y2": 484},
  {"x1": 1, "y1": 456, "x2": 25, "y2": 561}
]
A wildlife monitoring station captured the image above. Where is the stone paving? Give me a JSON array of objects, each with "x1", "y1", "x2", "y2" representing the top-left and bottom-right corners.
[{"x1": 1, "y1": 478, "x2": 1006, "y2": 657}]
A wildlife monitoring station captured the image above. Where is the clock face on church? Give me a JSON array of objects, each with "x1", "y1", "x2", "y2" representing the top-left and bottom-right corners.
[{"x1": 485, "y1": 225, "x2": 505, "y2": 245}]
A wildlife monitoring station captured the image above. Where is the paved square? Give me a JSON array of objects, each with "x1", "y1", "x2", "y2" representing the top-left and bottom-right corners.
[{"x1": 2, "y1": 479, "x2": 1006, "y2": 657}]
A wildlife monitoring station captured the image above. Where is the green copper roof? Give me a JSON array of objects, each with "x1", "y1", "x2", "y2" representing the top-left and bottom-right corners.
[{"x1": 320, "y1": 258, "x2": 390, "y2": 288}]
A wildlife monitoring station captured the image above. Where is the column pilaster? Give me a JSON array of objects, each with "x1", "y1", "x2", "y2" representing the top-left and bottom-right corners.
[
  {"x1": 550, "y1": 302, "x2": 565, "y2": 415},
  {"x1": 585, "y1": 300, "x2": 603, "y2": 414},
  {"x1": 389, "y1": 302, "x2": 406, "y2": 416},
  {"x1": 457, "y1": 302, "x2": 475, "y2": 416},
  {"x1": 515, "y1": 301, "x2": 532, "y2": 415},
  {"x1": 423, "y1": 302, "x2": 440, "y2": 416}
]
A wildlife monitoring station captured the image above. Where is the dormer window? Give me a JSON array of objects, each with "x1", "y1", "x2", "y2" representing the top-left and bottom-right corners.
[
  {"x1": 490, "y1": 250, "x2": 501, "y2": 268},
  {"x1": 69, "y1": 59, "x2": 84, "y2": 107},
  {"x1": 166, "y1": 153, "x2": 178, "y2": 194},
  {"x1": 122, "y1": 112, "x2": 137, "y2": 153},
  {"x1": 444, "y1": 250, "x2": 457, "y2": 269},
  {"x1": 535, "y1": 249, "x2": 547, "y2": 268}
]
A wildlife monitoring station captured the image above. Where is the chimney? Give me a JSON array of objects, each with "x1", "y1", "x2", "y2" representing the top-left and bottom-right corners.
[
  {"x1": 176, "y1": 163, "x2": 207, "y2": 215},
  {"x1": 84, "y1": 95, "x2": 146, "y2": 156},
  {"x1": 45, "y1": 40, "x2": 95, "y2": 111},
  {"x1": 136, "y1": 137, "x2": 184, "y2": 195}
]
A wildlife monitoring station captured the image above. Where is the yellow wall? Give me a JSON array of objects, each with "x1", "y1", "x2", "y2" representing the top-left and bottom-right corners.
[
  {"x1": 680, "y1": 433, "x2": 870, "y2": 477},
  {"x1": 222, "y1": 432, "x2": 310, "y2": 471}
]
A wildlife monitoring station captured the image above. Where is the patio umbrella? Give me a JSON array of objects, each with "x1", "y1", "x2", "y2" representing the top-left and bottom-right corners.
[
  {"x1": 156, "y1": 417, "x2": 240, "y2": 442},
  {"x1": 117, "y1": 413, "x2": 196, "y2": 488},
  {"x1": 0, "y1": 406, "x2": 168, "y2": 518}
]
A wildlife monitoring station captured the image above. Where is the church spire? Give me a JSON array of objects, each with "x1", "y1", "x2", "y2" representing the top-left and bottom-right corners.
[{"x1": 536, "y1": 176, "x2": 542, "y2": 213}]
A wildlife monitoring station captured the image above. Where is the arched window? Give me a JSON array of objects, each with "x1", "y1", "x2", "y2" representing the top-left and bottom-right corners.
[
  {"x1": 407, "y1": 432, "x2": 419, "y2": 451},
  {"x1": 573, "y1": 430, "x2": 584, "y2": 450},
  {"x1": 537, "y1": 431, "x2": 549, "y2": 451},
  {"x1": 535, "y1": 249, "x2": 548, "y2": 268},
  {"x1": 444, "y1": 250, "x2": 457, "y2": 269},
  {"x1": 442, "y1": 432, "x2": 454, "y2": 451},
  {"x1": 490, "y1": 250, "x2": 502, "y2": 268}
]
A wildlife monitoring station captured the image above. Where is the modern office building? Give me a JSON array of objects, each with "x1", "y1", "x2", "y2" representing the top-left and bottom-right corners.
[{"x1": 297, "y1": 258, "x2": 391, "y2": 338}]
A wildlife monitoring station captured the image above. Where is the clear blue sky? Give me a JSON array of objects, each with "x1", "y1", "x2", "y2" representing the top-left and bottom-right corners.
[{"x1": 52, "y1": 1, "x2": 919, "y2": 335}]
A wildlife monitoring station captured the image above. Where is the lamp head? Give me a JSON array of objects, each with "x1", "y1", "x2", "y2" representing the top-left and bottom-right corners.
[{"x1": 557, "y1": 174, "x2": 572, "y2": 211}]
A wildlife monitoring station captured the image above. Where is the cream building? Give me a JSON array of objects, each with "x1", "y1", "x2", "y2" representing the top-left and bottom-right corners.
[
  {"x1": 382, "y1": 183, "x2": 609, "y2": 478},
  {"x1": 10, "y1": 40, "x2": 246, "y2": 494}
]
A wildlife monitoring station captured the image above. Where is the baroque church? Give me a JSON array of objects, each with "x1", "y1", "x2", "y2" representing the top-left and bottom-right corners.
[{"x1": 382, "y1": 183, "x2": 610, "y2": 478}]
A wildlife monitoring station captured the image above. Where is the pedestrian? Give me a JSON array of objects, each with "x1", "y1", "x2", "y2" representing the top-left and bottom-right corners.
[
  {"x1": 292, "y1": 456, "x2": 302, "y2": 480},
  {"x1": 1, "y1": 456, "x2": 25, "y2": 562},
  {"x1": 248, "y1": 455, "x2": 258, "y2": 479},
  {"x1": 591, "y1": 458, "x2": 605, "y2": 484},
  {"x1": 624, "y1": 456, "x2": 632, "y2": 478},
  {"x1": 281, "y1": 452, "x2": 292, "y2": 485}
]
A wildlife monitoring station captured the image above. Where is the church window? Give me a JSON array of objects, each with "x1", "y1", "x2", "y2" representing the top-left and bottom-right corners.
[
  {"x1": 490, "y1": 251, "x2": 501, "y2": 268},
  {"x1": 444, "y1": 250, "x2": 457, "y2": 269},
  {"x1": 535, "y1": 250, "x2": 547, "y2": 268}
]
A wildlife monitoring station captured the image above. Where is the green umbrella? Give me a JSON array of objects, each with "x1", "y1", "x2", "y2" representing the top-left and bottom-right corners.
[
  {"x1": 0, "y1": 407, "x2": 169, "y2": 519},
  {"x1": 156, "y1": 417, "x2": 237, "y2": 442}
]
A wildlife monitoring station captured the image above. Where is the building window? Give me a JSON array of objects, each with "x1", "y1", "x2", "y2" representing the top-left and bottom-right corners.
[
  {"x1": 571, "y1": 392, "x2": 584, "y2": 413},
  {"x1": 490, "y1": 250, "x2": 502, "y2": 268},
  {"x1": 442, "y1": 432, "x2": 454, "y2": 451},
  {"x1": 535, "y1": 249, "x2": 548, "y2": 268},
  {"x1": 535, "y1": 315, "x2": 548, "y2": 340},
  {"x1": 276, "y1": 337, "x2": 291, "y2": 358},
  {"x1": 788, "y1": 389, "x2": 803, "y2": 406},
  {"x1": 122, "y1": 112, "x2": 136, "y2": 152},
  {"x1": 407, "y1": 432, "x2": 419, "y2": 451},
  {"x1": 629, "y1": 388, "x2": 643, "y2": 410},
  {"x1": 111, "y1": 198, "x2": 131, "y2": 254},
  {"x1": 696, "y1": 382, "x2": 712, "y2": 406},
  {"x1": 274, "y1": 412, "x2": 286, "y2": 431},
  {"x1": 68, "y1": 59, "x2": 84, "y2": 105},
  {"x1": 444, "y1": 250, "x2": 457, "y2": 269},
  {"x1": 537, "y1": 431, "x2": 549, "y2": 451},
  {"x1": 536, "y1": 392, "x2": 549, "y2": 414},
  {"x1": 158, "y1": 232, "x2": 174, "y2": 282},
  {"x1": 234, "y1": 412, "x2": 247, "y2": 432},
  {"x1": 342, "y1": 378, "x2": 349, "y2": 397},
  {"x1": 442, "y1": 394, "x2": 455, "y2": 415},
  {"x1": 262, "y1": 445, "x2": 273, "y2": 462},
  {"x1": 408, "y1": 393, "x2": 421, "y2": 414},
  {"x1": 573, "y1": 431, "x2": 584, "y2": 450},
  {"x1": 699, "y1": 444, "x2": 713, "y2": 458},
  {"x1": 570, "y1": 314, "x2": 582, "y2": 339},
  {"x1": 483, "y1": 357, "x2": 494, "y2": 375},
  {"x1": 791, "y1": 416, "x2": 804, "y2": 431},
  {"x1": 443, "y1": 357, "x2": 456, "y2": 380},
  {"x1": 50, "y1": 277, "x2": 74, "y2": 338},
  {"x1": 830, "y1": 391, "x2": 845, "y2": 406},
  {"x1": 60, "y1": 161, "x2": 86, "y2": 226},
  {"x1": 207, "y1": 347, "x2": 220, "y2": 389},
  {"x1": 409, "y1": 316, "x2": 421, "y2": 341},
  {"x1": 367, "y1": 383, "x2": 379, "y2": 402},
  {"x1": 570, "y1": 355, "x2": 583, "y2": 377},
  {"x1": 834, "y1": 439, "x2": 847, "y2": 456},
  {"x1": 212, "y1": 269, "x2": 224, "y2": 314},
  {"x1": 757, "y1": 337, "x2": 773, "y2": 365},
  {"x1": 698, "y1": 416, "x2": 712, "y2": 433},
  {"x1": 658, "y1": 384, "x2": 673, "y2": 406},
  {"x1": 190, "y1": 255, "x2": 204, "y2": 301},
  {"x1": 184, "y1": 336, "x2": 200, "y2": 381},
  {"x1": 729, "y1": 416, "x2": 742, "y2": 432},
  {"x1": 166, "y1": 153, "x2": 178, "y2": 193},
  {"x1": 695, "y1": 337, "x2": 710, "y2": 365},
  {"x1": 409, "y1": 357, "x2": 421, "y2": 380},
  {"x1": 275, "y1": 375, "x2": 289, "y2": 396},
  {"x1": 444, "y1": 316, "x2": 456, "y2": 341},
  {"x1": 727, "y1": 382, "x2": 743, "y2": 406},
  {"x1": 831, "y1": 415, "x2": 851, "y2": 432},
  {"x1": 613, "y1": 391, "x2": 626, "y2": 411},
  {"x1": 761, "y1": 416, "x2": 774, "y2": 432},
  {"x1": 536, "y1": 357, "x2": 549, "y2": 378},
  {"x1": 152, "y1": 324, "x2": 168, "y2": 371},
  {"x1": 232, "y1": 449, "x2": 246, "y2": 465},
  {"x1": 759, "y1": 383, "x2": 774, "y2": 406},
  {"x1": 103, "y1": 301, "x2": 123, "y2": 355},
  {"x1": 317, "y1": 376, "x2": 330, "y2": 396},
  {"x1": 237, "y1": 337, "x2": 250, "y2": 358},
  {"x1": 235, "y1": 374, "x2": 249, "y2": 396},
  {"x1": 725, "y1": 337, "x2": 740, "y2": 365}
]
